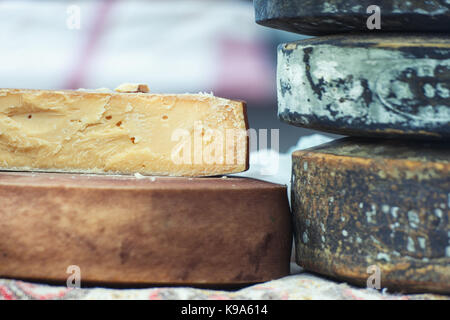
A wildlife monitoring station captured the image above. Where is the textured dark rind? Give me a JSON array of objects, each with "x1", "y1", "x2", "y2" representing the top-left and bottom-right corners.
[
  {"x1": 278, "y1": 34, "x2": 450, "y2": 140},
  {"x1": 292, "y1": 138, "x2": 450, "y2": 294},
  {"x1": 0, "y1": 172, "x2": 292, "y2": 286},
  {"x1": 254, "y1": 0, "x2": 450, "y2": 36}
]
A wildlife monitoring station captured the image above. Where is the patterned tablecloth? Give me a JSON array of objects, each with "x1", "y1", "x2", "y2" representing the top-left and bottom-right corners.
[{"x1": 0, "y1": 264, "x2": 447, "y2": 300}]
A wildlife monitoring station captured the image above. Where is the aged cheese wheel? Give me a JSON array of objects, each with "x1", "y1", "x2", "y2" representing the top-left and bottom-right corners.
[
  {"x1": 0, "y1": 88, "x2": 249, "y2": 177},
  {"x1": 0, "y1": 172, "x2": 291, "y2": 285},
  {"x1": 254, "y1": 0, "x2": 450, "y2": 36},
  {"x1": 278, "y1": 34, "x2": 450, "y2": 140},
  {"x1": 292, "y1": 138, "x2": 450, "y2": 293}
]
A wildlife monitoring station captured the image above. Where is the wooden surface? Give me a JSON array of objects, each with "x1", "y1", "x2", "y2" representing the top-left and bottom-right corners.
[
  {"x1": 291, "y1": 138, "x2": 450, "y2": 294},
  {"x1": 0, "y1": 172, "x2": 292, "y2": 285}
]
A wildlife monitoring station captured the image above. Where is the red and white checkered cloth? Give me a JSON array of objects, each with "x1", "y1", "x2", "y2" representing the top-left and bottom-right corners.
[{"x1": 0, "y1": 264, "x2": 447, "y2": 300}]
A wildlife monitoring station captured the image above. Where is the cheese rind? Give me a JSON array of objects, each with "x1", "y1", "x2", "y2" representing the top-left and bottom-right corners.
[
  {"x1": 0, "y1": 173, "x2": 292, "y2": 285},
  {"x1": 0, "y1": 89, "x2": 249, "y2": 176},
  {"x1": 278, "y1": 34, "x2": 450, "y2": 139},
  {"x1": 255, "y1": 0, "x2": 450, "y2": 35},
  {"x1": 292, "y1": 138, "x2": 450, "y2": 293},
  {"x1": 114, "y1": 83, "x2": 150, "y2": 93}
]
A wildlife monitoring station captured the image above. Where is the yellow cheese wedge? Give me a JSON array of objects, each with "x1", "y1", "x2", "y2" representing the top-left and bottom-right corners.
[{"x1": 0, "y1": 88, "x2": 249, "y2": 176}]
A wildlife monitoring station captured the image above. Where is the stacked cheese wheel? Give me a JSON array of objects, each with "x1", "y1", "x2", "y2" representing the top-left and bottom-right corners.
[
  {"x1": 0, "y1": 85, "x2": 292, "y2": 285},
  {"x1": 254, "y1": 0, "x2": 450, "y2": 293}
]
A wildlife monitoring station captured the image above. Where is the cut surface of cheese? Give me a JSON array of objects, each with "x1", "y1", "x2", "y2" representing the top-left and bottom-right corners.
[
  {"x1": 254, "y1": 0, "x2": 450, "y2": 36},
  {"x1": 278, "y1": 34, "x2": 450, "y2": 139},
  {"x1": 0, "y1": 172, "x2": 292, "y2": 285},
  {"x1": 292, "y1": 138, "x2": 450, "y2": 293},
  {"x1": 0, "y1": 89, "x2": 248, "y2": 176}
]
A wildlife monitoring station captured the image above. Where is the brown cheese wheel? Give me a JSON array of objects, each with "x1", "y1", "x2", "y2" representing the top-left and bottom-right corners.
[
  {"x1": 292, "y1": 138, "x2": 450, "y2": 293},
  {"x1": 0, "y1": 172, "x2": 291, "y2": 286}
]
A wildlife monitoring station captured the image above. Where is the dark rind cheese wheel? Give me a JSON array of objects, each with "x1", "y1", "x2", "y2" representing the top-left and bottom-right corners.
[
  {"x1": 254, "y1": 0, "x2": 450, "y2": 36},
  {"x1": 0, "y1": 172, "x2": 292, "y2": 286},
  {"x1": 278, "y1": 34, "x2": 450, "y2": 140},
  {"x1": 292, "y1": 138, "x2": 450, "y2": 293}
]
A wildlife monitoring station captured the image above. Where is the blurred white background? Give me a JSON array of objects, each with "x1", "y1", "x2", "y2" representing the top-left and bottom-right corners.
[{"x1": 0, "y1": 0, "x2": 337, "y2": 151}]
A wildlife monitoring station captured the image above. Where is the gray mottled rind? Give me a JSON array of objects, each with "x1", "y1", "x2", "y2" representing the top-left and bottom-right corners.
[
  {"x1": 255, "y1": 0, "x2": 450, "y2": 35},
  {"x1": 292, "y1": 138, "x2": 450, "y2": 293},
  {"x1": 278, "y1": 34, "x2": 450, "y2": 140}
]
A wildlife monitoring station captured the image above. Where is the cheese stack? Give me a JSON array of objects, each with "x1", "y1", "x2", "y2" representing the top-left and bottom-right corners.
[
  {"x1": 0, "y1": 85, "x2": 292, "y2": 285},
  {"x1": 254, "y1": 0, "x2": 450, "y2": 293}
]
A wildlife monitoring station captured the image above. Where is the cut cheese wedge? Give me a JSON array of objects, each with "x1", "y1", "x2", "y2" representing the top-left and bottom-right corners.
[{"x1": 0, "y1": 88, "x2": 249, "y2": 176}]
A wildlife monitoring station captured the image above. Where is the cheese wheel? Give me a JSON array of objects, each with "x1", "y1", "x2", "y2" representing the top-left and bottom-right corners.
[
  {"x1": 0, "y1": 88, "x2": 249, "y2": 177},
  {"x1": 292, "y1": 138, "x2": 450, "y2": 293},
  {"x1": 278, "y1": 34, "x2": 450, "y2": 139},
  {"x1": 0, "y1": 173, "x2": 291, "y2": 285},
  {"x1": 254, "y1": 0, "x2": 450, "y2": 35}
]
